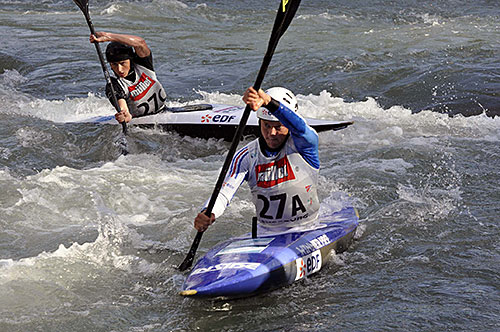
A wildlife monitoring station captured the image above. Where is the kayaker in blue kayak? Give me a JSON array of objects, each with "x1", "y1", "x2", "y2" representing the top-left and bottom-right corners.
[
  {"x1": 194, "y1": 86, "x2": 320, "y2": 232},
  {"x1": 90, "y1": 31, "x2": 167, "y2": 123}
]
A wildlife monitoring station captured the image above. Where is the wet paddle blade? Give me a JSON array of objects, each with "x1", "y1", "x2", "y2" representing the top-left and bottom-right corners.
[
  {"x1": 72, "y1": 0, "x2": 89, "y2": 16},
  {"x1": 270, "y1": 0, "x2": 301, "y2": 47},
  {"x1": 178, "y1": 232, "x2": 203, "y2": 272}
]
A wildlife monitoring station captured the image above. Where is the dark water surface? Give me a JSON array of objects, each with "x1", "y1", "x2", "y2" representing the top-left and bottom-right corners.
[{"x1": 0, "y1": 0, "x2": 499, "y2": 331}]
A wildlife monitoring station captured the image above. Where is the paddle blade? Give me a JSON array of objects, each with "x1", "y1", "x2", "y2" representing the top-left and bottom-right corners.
[
  {"x1": 72, "y1": 0, "x2": 89, "y2": 14},
  {"x1": 271, "y1": 0, "x2": 301, "y2": 42},
  {"x1": 254, "y1": 0, "x2": 301, "y2": 90},
  {"x1": 178, "y1": 232, "x2": 203, "y2": 271}
]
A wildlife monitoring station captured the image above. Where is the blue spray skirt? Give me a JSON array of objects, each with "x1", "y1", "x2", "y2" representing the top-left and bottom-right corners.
[{"x1": 180, "y1": 197, "x2": 359, "y2": 299}]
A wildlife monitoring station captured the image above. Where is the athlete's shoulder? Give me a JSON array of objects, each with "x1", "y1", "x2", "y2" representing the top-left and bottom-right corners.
[
  {"x1": 233, "y1": 142, "x2": 252, "y2": 162},
  {"x1": 236, "y1": 139, "x2": 259, "y2": 155},
  {"x1": 133, "y1": 53, "x2": 154, "y2": 71},
  {"x1": 227, "y1": 146, "x2": 249, "y2": 178}
]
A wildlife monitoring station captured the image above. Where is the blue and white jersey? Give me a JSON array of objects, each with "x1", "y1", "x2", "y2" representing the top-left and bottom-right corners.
[{"x1": 206, "y1": 101, "x2": 320, "y2": 228}]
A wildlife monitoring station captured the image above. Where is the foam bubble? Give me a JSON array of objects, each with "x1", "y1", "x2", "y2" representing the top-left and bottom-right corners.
[{"x1": 0, "y1": 69, "x2": 27, "y2": 88}]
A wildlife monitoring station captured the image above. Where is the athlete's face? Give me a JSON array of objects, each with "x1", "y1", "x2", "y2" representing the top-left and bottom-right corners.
[
  {"x1": 110, "y1": 59, "x2": 131, "y2": 78},
  {"x1": 260, "y1": 119, "x2": 289, "y2": 149}
]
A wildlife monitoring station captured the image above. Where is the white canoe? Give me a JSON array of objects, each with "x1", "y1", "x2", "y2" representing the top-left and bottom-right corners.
[{"x1": 79, "y1": 104, "x2": 353, "y2": 141}]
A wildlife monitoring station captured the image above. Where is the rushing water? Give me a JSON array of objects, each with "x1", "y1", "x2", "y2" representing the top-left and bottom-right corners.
[{"x1": 0, "y1": 0, "x2": 499, "y2": 331}]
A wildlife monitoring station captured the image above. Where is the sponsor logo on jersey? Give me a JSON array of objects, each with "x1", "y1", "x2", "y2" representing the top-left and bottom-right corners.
[
  {"x1": 295, "y1": 249, "x2": 322, "y2": 281},
  {"x1": 128, "y1": 73, "x2": 156, "y2": 101},
  {"x1": 255, "y1": 156, "x2": 296, "y2": 188},
  {"x1": 191, "y1": 262, "x2": 260, "y2": 275},
  {"x1": 222, "y1": 181, "x2": 236, "y2": 190}
]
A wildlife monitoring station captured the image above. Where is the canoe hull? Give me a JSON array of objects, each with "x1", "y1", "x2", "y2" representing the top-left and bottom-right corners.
[{"x1": 181, "y1": 195, "x2": 359, "y2": 299}]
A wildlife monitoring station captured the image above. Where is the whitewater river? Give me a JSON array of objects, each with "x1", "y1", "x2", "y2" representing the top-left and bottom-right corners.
[{"x1": 0, "y1": 0, "x2": 498, "y2": 331}]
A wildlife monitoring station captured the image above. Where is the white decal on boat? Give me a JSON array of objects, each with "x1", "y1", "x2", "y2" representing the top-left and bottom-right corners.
[
  {"x1": 215, "y1": 238, "x2": 274, "y2": 256},
  {"x1": 200, "y1": 113, "x2": 236, "y2": 123},
  {"x1": 295, "y1": 234, "x2": 330, "y2": 256},
  {"x1": 216, "y1": 246, "x2": 268, "y2": 255},
  {"x1": 191, "y1": 262, "x2": 260, "y2": 275},
  {"x1": 295, "y1": 249, "x2": 322, "y2": 281},
  {"x1": 225, "y1": 238, "x2": 274, "y2": 248}
]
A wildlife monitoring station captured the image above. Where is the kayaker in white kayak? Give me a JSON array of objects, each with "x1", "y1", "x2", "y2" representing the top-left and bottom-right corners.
[
  {"x1": 194, "y1": 86, "x2": 320, "y2": 232},
  {"x1": 90, "y1": 31, "x2": 167, "y2": 123}
]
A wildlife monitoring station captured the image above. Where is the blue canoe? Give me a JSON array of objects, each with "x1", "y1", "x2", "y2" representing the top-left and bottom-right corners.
[{"x1": 180, "y1": 194, "x2": 359, "y2": 299}]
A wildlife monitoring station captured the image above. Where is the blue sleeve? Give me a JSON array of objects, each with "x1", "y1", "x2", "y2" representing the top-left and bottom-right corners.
[{"x1": 268, "y1": 100, "x2": 320, "y2": 169}]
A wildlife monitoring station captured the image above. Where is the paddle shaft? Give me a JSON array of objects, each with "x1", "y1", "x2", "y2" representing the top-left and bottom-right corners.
[
  {"x1": 203, "y1": 55, "x2": 272, "y2": 216},
  {"x1": 178, "y1": 0, "x2": 301, "y2": 271},
  {"x1": 73, "y1": 0, "x2": 127, "y2": 135}
]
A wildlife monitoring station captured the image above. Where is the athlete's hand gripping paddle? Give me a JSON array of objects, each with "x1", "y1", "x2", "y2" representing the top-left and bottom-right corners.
[
  {"x1": 178, "y1": 0, "x2": 302, "y2": 272},
  {"x1": 73, "y1": 0, "x2": 128, "y2": 153}
]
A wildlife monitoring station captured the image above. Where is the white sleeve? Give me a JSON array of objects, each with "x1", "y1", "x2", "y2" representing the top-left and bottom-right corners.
[{"x1": 202, "y1": 145, "x2": 250, "y2": 218}]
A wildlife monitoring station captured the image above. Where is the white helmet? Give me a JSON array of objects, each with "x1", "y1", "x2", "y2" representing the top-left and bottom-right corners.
[{"x1": 257, "y1": 87, "x2": 298, "y2": 121}]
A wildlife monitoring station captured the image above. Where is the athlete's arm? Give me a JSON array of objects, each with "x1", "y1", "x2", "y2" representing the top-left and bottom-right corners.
[
  {"x1": 105, "y1": 79, "x2": 132, "y2": 123},
  {"x1": 242, "y1": 86, "x2": 319, "y2": 168},
  {"x1": 90, "y1": 32, "x2": 150, "y2": 58},
  {"x1": 267, "y1": 100, "x2": 320, "y2": 169},
  {"x1": 206, "y1": 145, "x2": 250, "y2": 218},
  {"x1": 194, "y1": 145, "x2": 250, "y2": 231},
  {"x1": 115, "y1": 99, "x2": 132, "y2": 123}
]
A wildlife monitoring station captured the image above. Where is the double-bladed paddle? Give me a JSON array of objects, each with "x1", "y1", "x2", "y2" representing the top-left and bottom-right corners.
[
  {"x1": 73, "y1": 0, "x2": 128, "y2": 153},
  {"x1": 178, "y1": 0, "x2": 302, "y2": 271}
]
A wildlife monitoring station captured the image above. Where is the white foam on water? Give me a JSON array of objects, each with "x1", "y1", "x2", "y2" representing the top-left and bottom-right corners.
[
  {"x1": 15, "y1": 126, "x2": 52, "y2": 147},
  {"x1": 396, "y1": 182, "x2": 462, "y2": 224},
  {"x1": 2, "y1": 84, "x2": 498, "y2": 145},
  {"x1": 331, "y1": 157, "x2": 414, "y2": 176},
  {"x1": 1, "y1": 89, "x2": 493, "y2": 243},
  {"x1": 0, "y1": 155, "x2": 200, "y2": 318},
  {"x1": 297, "y1": 12, "x2": 353, "y2": 24},
  {"x1": 101, "y1": 4, "x2": 122, "y2": 15},
  {"x1": 154, "y1": 0, "x2": 189, "y2": 9},
  {"x1": 295, "y1": 91, "x2": 500, "y2": 141},
  {"x1": 0, "y1": 69, "x2": 27, "y2": 88},
  {"x1": 1, "y1": 153, "x2": 223, "y2": 261},
  {"x1": 101, "y1": 0, "x2": 191, "y2": 18}
]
